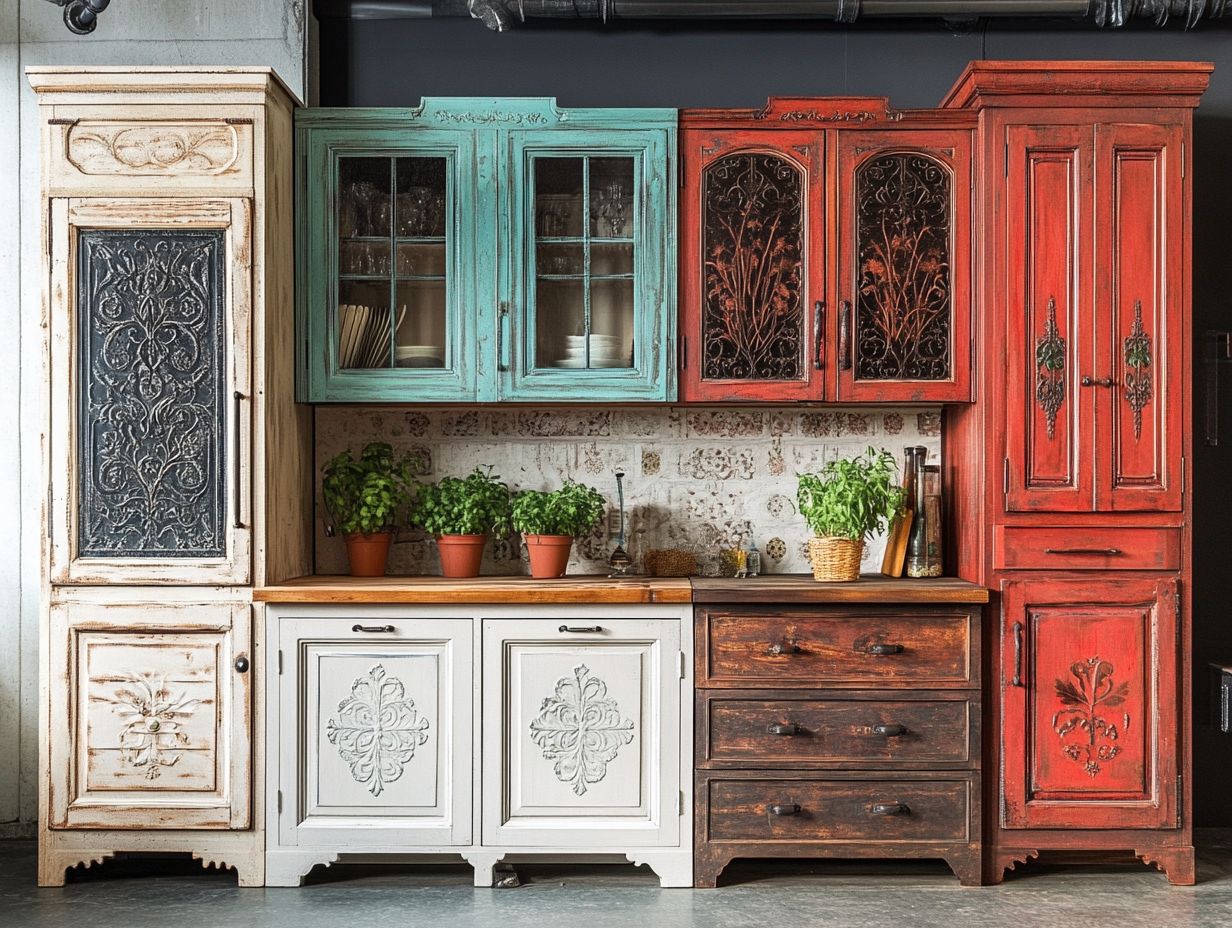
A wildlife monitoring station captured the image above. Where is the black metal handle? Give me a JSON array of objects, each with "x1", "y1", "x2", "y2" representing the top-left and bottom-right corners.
[
  {"x1": 1081, "y1": 375, "x2": 1116, "y2": 387},
  {"x1": 352, "y1": 624, "x2": 395, "y2": 633},
  {"x1": 232, "y1": 391, "x2": 245, "y2": 529},
  {"x1": 838, "y1": 300, "x2": 852, "y2": 371},
  {"x1": 1045, "y1": 547, "x2": 1122, "y2": 556},
  {"x1": 871, "y1": 802, "x2": 909, "y2": 816},
  {"x1": 768, "y1": 639, "x2": 803, "y2": 656},
  {"x1": 234, "y1": 656, "x2": 249, "y2": 674},
  {"x1": 1012, "y1": 621, "x2": 1024, "y2": 687},
  {"x1": 768, "y1": 723, "x2": 802, "y2": 736},
  {"x1": 872, "y1": 724, "x2": 907, "y2": 737},
  {"x1": 769, "y1": 803, "x2": 801, "y2": 817},
  {"x1": 559, "y1": 625, "x2": 603, "y2": 633},
  {"x1": 497, "y1": 303, "x2": 511, "y2": 372},
  {"x1": 867, "y1": 643, "x2": 904, "y2": 656},
  {"x1": 813, "y1": 300, "x2": 825, "y2": 370}
]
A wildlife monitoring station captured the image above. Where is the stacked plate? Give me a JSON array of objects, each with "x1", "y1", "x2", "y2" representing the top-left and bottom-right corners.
[
  {"x1": 554, "y1": 334, "x2": 632, "y2": 369},
  {"x1": 338, "y1": 304, "x2": 407, "y2": 369},
  {"x1": 396, "y1": 345, "x2": 444, "y2": 369}
]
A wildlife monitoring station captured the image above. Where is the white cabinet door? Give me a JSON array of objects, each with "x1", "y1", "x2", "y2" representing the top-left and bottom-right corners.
[
  {"x1": 482, "y1": 616, "x2": 680, "y2": 848},
  {"x1": 276, "y1": 616, "x2": 472, "y2": 848},
  {"x1": 48, "y1": 600, "x2": 251, "y2": 830}
]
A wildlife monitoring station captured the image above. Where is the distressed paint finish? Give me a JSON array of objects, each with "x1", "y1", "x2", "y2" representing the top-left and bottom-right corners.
[{"x1": 297, "y1": 100, "x2": 677, "y2": 403}]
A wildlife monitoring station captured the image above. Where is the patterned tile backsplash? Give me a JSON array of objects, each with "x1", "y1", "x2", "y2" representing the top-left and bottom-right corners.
[{"x1": 313, "y1": 406, "x2": 943, "y2": 576}]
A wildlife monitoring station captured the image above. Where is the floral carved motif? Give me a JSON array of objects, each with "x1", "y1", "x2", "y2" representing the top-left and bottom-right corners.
[
  {"x1": 328, "y1": 664, "x2": 430, "y2": 798},
  {"x1": 431, "y1": 111, "x2": 548, "y2": 125},
  {"x1": 854, "y1": 153, "x2": 952, "y2": 381},
  {"x1": 1122, "y1": 300, "x2": 1153, "y2": 440},
  {"x1": 1053, "y1": 657, "x2": 1130, "y2": 777},
  {"x1": 702, "y1": 152, "x2": 805, "y2": 382},
  {"x1": 67, "y1": 123, "x2": 240, "y2": 175},
  {"x1": 1035, "y1": 297, "x2": 1066, "y2": 439},
  {"x1": 105, "y1": 673, "x2": 202, "y2": 779},
  {"x1": 78, "y1": 231, "x2": 226, "y2": 558},
  {"x1": 529, "y1": 664, "x2": 634, "y2": 796}
]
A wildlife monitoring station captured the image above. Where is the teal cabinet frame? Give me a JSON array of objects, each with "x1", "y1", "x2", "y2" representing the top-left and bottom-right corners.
[{"x1": 296, "y1": 100, "x2": 676, "y2": 403}]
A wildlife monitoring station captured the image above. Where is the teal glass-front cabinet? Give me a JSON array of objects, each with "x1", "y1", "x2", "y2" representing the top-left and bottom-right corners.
[{"x1": 297, "y1": 100, "x2": 677, "y2": 402}]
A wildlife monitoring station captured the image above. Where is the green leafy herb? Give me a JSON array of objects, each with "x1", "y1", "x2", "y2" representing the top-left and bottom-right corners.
[
  {"x1": 796, "y1": 447, "x2": 904, "y2": 542},
  {"x1": 511, "y1": 481, "x2": 607, "y2": 537},
  {"x1": 321, "y1": 441, "x2": 418, "y2": 536},
  {"x1": 412, "y1": 466, "x2": 512, "y2": 537}
]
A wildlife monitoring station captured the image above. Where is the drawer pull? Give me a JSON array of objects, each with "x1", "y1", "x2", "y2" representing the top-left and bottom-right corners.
[
  {"x1": 234, "y1": 656, "x2": 249, "y2": 674},
  {"x1": 1012, "y1": 621, "x2": 1024, "y2": 687},
  {"x1": 767, "y1": 639, "x2": 803, "y2": 656},
  {"x1": 352, "y1": 624, "x2": 395, "y2": 633},
  {"x1": 867, "y1": 643, "x2": 905, "y2": 656},
  {"x1": 558, "y1": 625, "x2": 603, "y2": 634},
  {"x1": 769, "y1": 803, "x2": 801, "y2": 817},
  {"x1": 871, "y1": 802, "x2": 909, "y2": 816},
  {"x1": 767, "y1": 723, "x2": 802, "y2": 736},
  {"x1": 1044, "y1": 547, "x2": 1122, "y2": 556},
  {"x1": 872, "y1": 723, "x2": 907, "y2": 737},
  {"x1": 1080, "y1": 375, "x2": 1116, "y2": 388}
]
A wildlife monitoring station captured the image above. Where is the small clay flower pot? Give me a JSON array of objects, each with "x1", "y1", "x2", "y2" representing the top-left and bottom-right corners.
[
  {"x1": 436, "y1": 533, "x2": 488, "y2": 578},
  {"x1": 524, "y1": 534, "x2": 574, "y2": 579},
  {"x1": 344, "y1": 532, "x2": 393, "y2": 578}
]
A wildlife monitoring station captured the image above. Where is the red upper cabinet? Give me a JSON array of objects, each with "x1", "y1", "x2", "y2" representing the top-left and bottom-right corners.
[
  {"x1": 834, "y1": 129, "x2": 972, "y2": 403},
  {"x1": 679, "y1": 126, "x2": 825, "y2": 402}
]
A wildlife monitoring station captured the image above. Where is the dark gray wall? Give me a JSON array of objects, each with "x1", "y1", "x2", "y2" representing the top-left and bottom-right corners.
[{"x1": 319, "y1": 18, "x2": 1232, "y2": 827}]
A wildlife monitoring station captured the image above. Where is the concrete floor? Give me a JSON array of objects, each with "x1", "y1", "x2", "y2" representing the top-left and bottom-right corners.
[{"x1": 3, "y1": 838, "x2": 1232, "y2": 928}]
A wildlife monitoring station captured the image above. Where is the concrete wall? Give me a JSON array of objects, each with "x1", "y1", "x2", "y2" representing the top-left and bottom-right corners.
[{"x1": 0, "y1": 0, "x2": 306, "y2": 834}]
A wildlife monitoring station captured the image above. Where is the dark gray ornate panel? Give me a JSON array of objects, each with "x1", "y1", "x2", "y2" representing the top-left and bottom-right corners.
[{"x1": 77, "y1": 230, "x2": 227, "y2": 558}]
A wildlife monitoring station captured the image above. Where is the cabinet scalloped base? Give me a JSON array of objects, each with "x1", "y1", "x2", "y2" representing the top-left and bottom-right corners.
[
  {"x1": 988, "y1": 847, "x2": 1196, "y2": 885},
  {"x1": 39, "y1": 840, "x2": 264, "y2": 887},
  {"x1": 694, "y1": 846, "x2": 985, "y2": 888}
]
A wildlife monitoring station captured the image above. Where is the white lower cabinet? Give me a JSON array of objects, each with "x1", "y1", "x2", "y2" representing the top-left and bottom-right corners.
[{"x1": 266, "y1": 604, "x2": 692, "y2": 887}]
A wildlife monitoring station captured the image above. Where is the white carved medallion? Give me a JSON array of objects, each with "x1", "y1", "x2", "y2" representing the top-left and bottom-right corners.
[
  {"x1": 327, "y1": 664, "x2": 430, "y2": 797},
  {"x1": 106, "y1": 673, "x2": 202, "y2": 779},
  {"x1": 529, "y1": 664, "x2": 634, "y2": 796}
]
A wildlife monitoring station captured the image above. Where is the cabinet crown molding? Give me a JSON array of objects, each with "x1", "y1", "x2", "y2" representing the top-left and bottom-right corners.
[
  {"x1": 26, "y1": 66, "x2": 301, "y2": 108},
  {"x1": 941, "y1": 59, "x2": 1214, "y2": 110}
]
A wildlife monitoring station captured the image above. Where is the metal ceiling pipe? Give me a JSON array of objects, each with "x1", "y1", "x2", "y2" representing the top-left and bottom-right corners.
[{"x1": 313, "y1": 0, "x2": 1232, "y2": 30}]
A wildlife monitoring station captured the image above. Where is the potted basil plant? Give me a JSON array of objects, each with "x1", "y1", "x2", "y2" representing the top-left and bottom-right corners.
[
  {"x1": 412, "y1": 467, "x2": 512, "y2": 578},
  {"x1": 321, "y1": 442, "x2": 418, "y2": 577},
  {"x1": 797, "y1": 448, "x2": 904, "y2": 582},
  {"x1": 511, "y1": 481, "x2": 607, "y2": 579}
]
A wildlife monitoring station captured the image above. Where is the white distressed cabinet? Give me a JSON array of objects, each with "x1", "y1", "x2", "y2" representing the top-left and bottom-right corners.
[
  {"x1": 265, "y1": 605, "x2": 693, "y2": 888},
  {"x1": 32, "y1": 69, "x2": 311, "y2": 887}
]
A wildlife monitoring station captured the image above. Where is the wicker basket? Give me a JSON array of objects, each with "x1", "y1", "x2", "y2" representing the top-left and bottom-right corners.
[{"x1": 808, "y1": 535, "x2": 864, "y2": 582}]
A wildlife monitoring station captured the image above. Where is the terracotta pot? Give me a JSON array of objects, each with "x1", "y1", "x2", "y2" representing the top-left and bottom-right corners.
[
  {"x1": 436, "y1": 533, "x2": 488, "y2": 578},
  {"x1": 524, "y1": 534, "x2": 574, "y2": 579},
  {"x1": 344, "y1": 532, "x2": 393, "y2": 578}
]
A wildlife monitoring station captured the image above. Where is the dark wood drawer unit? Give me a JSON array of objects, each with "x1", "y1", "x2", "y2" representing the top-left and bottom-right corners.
[{"x1": 693, "y1": 593, "x2": 986, "y2": 888}]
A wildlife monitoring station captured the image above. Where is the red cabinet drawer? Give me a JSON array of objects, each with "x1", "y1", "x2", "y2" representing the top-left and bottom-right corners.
[{"x1": 994, "y1": 526, "x2": 1180, "y2": 571}]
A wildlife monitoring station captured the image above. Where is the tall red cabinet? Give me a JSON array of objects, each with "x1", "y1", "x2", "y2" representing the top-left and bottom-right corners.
[{"x1": 943, "y1": 61, "x2": 1211, "y2": 884}]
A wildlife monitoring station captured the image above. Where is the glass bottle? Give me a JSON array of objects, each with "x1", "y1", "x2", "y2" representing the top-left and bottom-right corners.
[
  {"x1": 746, "y1": 540, "x2": 761, "y2": 577},
  {"x1": 907, "y1": 460, "x2": 944, "y2": 578}
]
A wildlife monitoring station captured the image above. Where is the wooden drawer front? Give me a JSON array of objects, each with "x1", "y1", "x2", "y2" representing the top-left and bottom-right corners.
[
  {"x1": 705, "y1": 776, "x2": 971, "y2": 844},
  {"x1": 702, "y1": 695, "x2": 972, "y2": 767},
  {"x1": 995, "y1": 526, "x2": 1180, "y2": 571},
  {"x1": 701, "y1": 610, "x2": 973, "y2": 688}
]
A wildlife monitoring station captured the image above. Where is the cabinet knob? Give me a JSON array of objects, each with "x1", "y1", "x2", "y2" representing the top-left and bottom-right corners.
[
  {"x1": 234, "y1": 656, "x2": 249, "y2": 674},
  {"x1": 769, "y1": 803, "x2": 801, "y2": 817},
  {"x1": 872, "y1": 724, "x2": 907, "y2": 737}
]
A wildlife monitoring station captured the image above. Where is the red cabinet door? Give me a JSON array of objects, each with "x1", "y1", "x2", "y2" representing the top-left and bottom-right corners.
[
  {"x1": 1000, "y1": 576, "x2": 1179, "y2": 830},
  {"x1": 679, "y1": 129, "x2": 825, "y2": 402},
  {"x1": 834, "y1": 129, "x2": 972, "y2": 403},
  {"x1": 1004, "y1": 124, "x2": 1097, "y2": 513},
  {"x1": 1094, "y1": 122, "x2": 1184, "y2": 512}
]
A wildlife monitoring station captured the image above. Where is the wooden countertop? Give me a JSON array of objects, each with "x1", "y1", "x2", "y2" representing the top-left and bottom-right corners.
[{"x1": 256, "y1": 574, "x2": 988, "y2": 605}]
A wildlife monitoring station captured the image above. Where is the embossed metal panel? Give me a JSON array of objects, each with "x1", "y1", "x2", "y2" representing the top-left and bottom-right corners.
[{"x1": 76, "y1": 229, "x2": 226, "y2": 559}]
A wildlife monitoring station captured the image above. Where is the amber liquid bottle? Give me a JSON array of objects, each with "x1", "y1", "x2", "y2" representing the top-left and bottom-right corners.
[{"x1": 907, "y1": 458, "x2": 943, "y2": 578}]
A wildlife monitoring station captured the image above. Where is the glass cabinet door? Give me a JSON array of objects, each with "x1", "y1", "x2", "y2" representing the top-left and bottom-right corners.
[
  {"x1": 299, "y1": 128, "x2": 477, "y2": 402},
  {"x1": 503, "y1": 131, "x2": 674, "y2": 401}
]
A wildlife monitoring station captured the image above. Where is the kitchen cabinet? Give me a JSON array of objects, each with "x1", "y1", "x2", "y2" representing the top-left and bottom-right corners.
[
  {"x1": 297, "y1": 100, "x2": 676, "y2": 403},
  {"x1": 264, "y1": 604, "x2": 692, "y2": 888},
  {"x1": 679, "y1": 99, "x2": 973, "y2": 403}
]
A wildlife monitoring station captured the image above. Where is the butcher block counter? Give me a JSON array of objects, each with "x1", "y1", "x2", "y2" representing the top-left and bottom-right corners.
[{"x1": 255, "y1": 574, "x2": 988, "y2": 605}]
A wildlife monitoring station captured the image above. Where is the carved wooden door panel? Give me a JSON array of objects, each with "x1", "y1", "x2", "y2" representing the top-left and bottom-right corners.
[
  {"x1": 834, "y1": 129, "x2": 972, "y2": 403},
  {"x1": 48, "y1": 601, "x2": 251, "y2": 830},
  {"x1": 1094, "y1": 122, "x2": 1184, "y2": 512},
  {"x1": 48, "y1": 197, "x2": 252, "y2": 584},
  {"x1": 1003, "y1": 125, "x2": 1097, "y2": 513},
  {"x1": 679, "y1": 130, "x2": 825, "y2": 401},
  {"x1": 276, "y1": 617, "x2": 472, "y2": 848},
  {"x1": 1000, "y1": 577, "x2": 1178, "y2": 830},
  {"x1": 481, "y1": 617, "x2": 680, "y2": 847}
]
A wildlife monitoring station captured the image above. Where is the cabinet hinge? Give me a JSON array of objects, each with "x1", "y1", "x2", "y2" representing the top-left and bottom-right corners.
[
  {"x1": 678, "y1": 336, "x2": 687, "y2": 372},
  {"x1": 677, "y1": 790, "x2": 684, "y2": 816},
  {"x1": 278, "y1": 650, "x2": 283, "y2": 675},
  {"x1": 1176, "y1": 770, "x2": 1183, "y2": 828},
  {"x1": 678, "y1": 651, "x2": 687, "y2": 680},
  {"x1": 277, "y1": 790, "x2": 283, "y2": 814},
  {"x1": 1003, "y1": 457, "x2": 1010, "y2": 496}
]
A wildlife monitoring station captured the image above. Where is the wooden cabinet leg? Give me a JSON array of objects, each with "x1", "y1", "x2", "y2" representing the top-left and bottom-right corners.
[
  {"x1": 465, "y1": 852, "x2": 504, "y2": 887},
  {"x1": 692, "y1": 851, "x2": 732, "y2": 888},
  {"x1": 38, "y1": 848, "x2": 115, "y2": 887},
  {"x1": 987, "y1": 848, "x2": 1039, "y2": 884},
  {"x1": 1137, "y1": 846, "x2": 1196, "y2": 885},
  {"x1": 944, "y1": 849, "x2": 984, "y2": 886}
]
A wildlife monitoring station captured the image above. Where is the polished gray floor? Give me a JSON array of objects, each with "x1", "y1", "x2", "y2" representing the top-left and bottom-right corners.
[{"x1": 3, "y1": 837, "x2": 1232, "y2": 928}]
